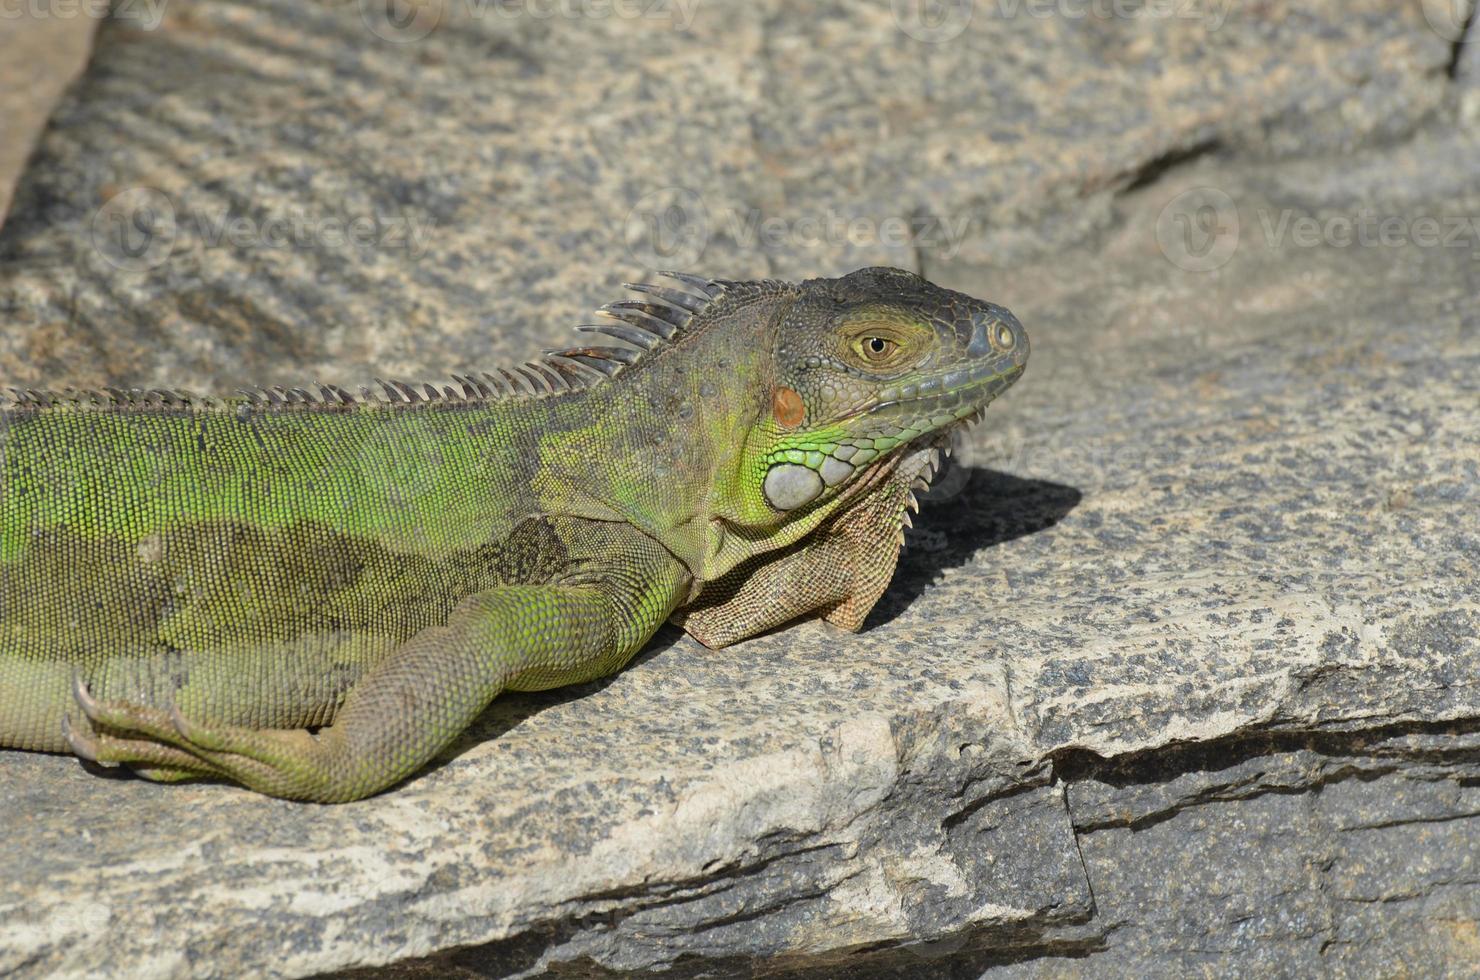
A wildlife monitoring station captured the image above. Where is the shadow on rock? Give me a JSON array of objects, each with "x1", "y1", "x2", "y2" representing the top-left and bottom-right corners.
[{"x1": 865, "y1": 466, "x2": 1082, "y2": 629}]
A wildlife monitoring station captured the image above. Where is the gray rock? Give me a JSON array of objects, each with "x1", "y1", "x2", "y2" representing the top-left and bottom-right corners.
[
  {"x1": 0, "y1": 2, "x2": 1477, "y2": 978},
  {"x1": 0, "y1": 6, "x2": 97, "y2": 229}
]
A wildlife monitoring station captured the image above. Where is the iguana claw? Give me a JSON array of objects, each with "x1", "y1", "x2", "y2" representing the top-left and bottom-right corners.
[
  {"x1": 61, "y1": 712, "x2": 102, "y2": 763},
  {"x1": 72, "y1": 673, "x2": 101, "y2": 719},
  {"x1": 168, "y1": 702, "x2": 213, "y2": 747}
]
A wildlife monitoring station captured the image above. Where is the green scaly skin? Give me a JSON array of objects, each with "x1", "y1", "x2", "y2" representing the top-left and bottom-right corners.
[{"x1": 0, "y1": 267, "x2": 1027, "y2": 802}]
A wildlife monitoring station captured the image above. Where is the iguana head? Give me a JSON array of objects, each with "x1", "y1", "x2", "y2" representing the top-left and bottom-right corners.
[
  {"x1": 564, "y1": 266, "x2": 1025, "y2": 591},
  {"x1": 740, "y1": 266, "x2": 1028, "y2": 519}
]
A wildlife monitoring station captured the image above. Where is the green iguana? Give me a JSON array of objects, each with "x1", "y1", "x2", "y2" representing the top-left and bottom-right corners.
[{"x1": 0, "y1": 267, "x2": 1027, "y2": 802}]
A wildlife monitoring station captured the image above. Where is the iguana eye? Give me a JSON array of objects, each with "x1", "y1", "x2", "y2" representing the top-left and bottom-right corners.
[{"x1": 857, "y1": 336, "x2": 898, "y2": 362}]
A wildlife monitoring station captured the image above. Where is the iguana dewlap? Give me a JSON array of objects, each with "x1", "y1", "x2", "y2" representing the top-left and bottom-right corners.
[{"x1": 0, "y1": 267, "x2": 1027, "y2": 801}]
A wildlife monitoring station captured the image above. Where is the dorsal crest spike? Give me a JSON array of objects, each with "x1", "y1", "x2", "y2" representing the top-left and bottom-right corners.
[
  {"x1": 478, "y1": 371, "x2": 511, "y2": 397},
  {"x1": 514, "y1": 365, "x2": 551, "y2": 394},
  {"x1": 544, "y1": 354, "x2": 608, "y2": 382},
  {"x1": 553, "y1": 350, "x2": 622, "y2": 377},
  {"x1": 621, "y1": 281, "x2": 709, "y2": 313},
  {"x1": 657, "y1": 270, "x2": 724, "y2": 297},
  {"x1": 597, "y1": 302, "x2": 681, "y2": 339},
  {"x1": 529, "y1": 361, "x2": 570, "y2": 392},
  {"x1": 498, "y1": 367, "x2": 533, "y2": 396},
  {"x1": 578, "y1": 322, "x2": 661, "y2": 350}
]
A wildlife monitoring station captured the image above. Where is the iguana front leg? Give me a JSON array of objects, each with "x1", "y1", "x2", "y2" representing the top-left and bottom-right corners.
[
  {"x1": 677, "y1": 467, "x2": 916, "y2": 648},
  {"x1": 66, "y1": 528, "x2": 687, "y2": 802}
]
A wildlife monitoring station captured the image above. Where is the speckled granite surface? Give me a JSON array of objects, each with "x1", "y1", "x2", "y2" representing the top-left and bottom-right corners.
[
  {"x1": 0, "y1": 2, "x2": 1477, "y2": 978},
  {"x1": 0, "y1": 5, "x2": 96, "y2": 227}
]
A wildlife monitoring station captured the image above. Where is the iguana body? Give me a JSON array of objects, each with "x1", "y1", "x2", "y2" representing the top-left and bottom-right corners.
[{"x1": 0, "y1": 268, "x2": 1027, "y2": 801}]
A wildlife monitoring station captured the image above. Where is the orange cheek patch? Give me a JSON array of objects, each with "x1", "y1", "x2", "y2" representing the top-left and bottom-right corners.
[{"x1": 772, "y1": 386, "x2": 805, "y2": 428}]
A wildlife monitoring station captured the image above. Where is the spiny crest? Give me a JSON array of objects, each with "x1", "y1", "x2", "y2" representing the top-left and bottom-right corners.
[
  {"x1": 0, "y1": 272, "x2": 734, "y2": 413},
  {"x1": 556, "y1": 270, "x2": 725, "y2": 379},
  {"x1": 1, "y1": 386, "x2": 223, "y2": 411}
]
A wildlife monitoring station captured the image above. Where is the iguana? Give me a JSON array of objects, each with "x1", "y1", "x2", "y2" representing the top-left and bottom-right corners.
[{"x1": 0, "y1": 267, "x2": 1027, "y2": 802}]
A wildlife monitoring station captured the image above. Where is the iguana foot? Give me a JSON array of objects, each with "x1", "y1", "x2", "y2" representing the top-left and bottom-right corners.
[
  {"x1": 71, "y1": 677, "x2": 342, "y2": 797},
  {"x1": 60, "y1": 711, "x2": 105, "y2": 763},
  {"x1": 72, "y1": 675, "x2": 181, "y2": 745},
  {"x1": 65, "y1": 702, "x2": 215, "y2": 781}
]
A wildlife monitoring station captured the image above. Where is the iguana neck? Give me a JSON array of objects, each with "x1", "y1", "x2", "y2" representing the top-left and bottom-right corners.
[{"x1": 524, "y1": 288, "x2": 791, "y2": 581}]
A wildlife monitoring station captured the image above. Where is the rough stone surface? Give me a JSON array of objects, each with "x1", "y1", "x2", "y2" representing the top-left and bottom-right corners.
[
  {"x1": 0, "y1": 2, "x2": 1477, "y2": 978},
  {"x1": 0, "y1": 4, "x2": 97, "y2": 228}
]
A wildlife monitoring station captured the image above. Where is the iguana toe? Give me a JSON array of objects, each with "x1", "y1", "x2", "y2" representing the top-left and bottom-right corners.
[
  {"x1": 60, "y1": 713, "x2": 103, "y2": 763},
  {"x1": 71, "y1": 674, "x2": 101, "y2": 721},
  {"x1": 169, "y1": 702, "x2": 216, "y2": 748}
]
